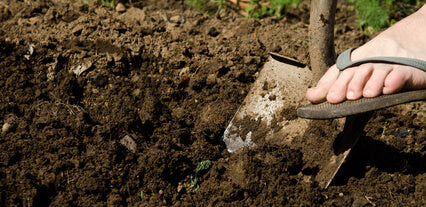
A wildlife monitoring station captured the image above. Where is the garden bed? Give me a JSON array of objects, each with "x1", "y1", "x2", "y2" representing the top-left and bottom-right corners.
[{"x1": 0, "y1": 0, "x2": 424, "y2": 206}]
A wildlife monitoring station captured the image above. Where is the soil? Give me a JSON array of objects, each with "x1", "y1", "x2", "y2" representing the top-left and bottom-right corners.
[{"x1": 0, "y1": 0, "x2": 425, "y2": 206}]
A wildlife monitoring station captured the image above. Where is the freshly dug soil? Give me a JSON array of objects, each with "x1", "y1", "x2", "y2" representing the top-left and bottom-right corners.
[{"x1": 0, "y1": 0, "x2": 424, "y2": 206}]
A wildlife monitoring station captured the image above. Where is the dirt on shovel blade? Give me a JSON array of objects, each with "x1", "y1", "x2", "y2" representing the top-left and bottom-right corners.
[{"x1": 0, "y1": 0, "x2": 425, "y2": 206}]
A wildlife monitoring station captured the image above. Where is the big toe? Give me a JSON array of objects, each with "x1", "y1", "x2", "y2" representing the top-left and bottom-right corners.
[
  {"x1": 306, "y1": 65, "x2": 340, "y2": 103},
  {"x1": 306, "y1": 87, "x2": 327, "y2": 103}
]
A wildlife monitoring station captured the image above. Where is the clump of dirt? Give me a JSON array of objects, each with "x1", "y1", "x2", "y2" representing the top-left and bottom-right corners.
[{"x1": 0, "y1": 0, "x2": 424, "y2": 206}]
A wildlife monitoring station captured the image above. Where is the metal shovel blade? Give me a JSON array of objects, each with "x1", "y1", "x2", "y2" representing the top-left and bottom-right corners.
[{"x1": 222, "y1": 53, "x2": 312, "y2": 153}]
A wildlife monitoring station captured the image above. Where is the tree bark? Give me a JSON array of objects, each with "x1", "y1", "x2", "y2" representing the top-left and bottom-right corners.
[{"x1": 309, "y1": 0, "x2": 337, "y2": 81}]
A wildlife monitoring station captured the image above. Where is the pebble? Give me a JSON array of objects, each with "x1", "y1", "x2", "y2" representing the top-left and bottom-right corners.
[
  {"x1": 391, "y1": 129, "x2": 412, "y2": 138},
  {"x1": 177, "y1": 183, "x2": 184, "y2": 193},
  {"x1": 72, "y1": 61, "x2": 93, "y2": 77},
  {"x1": 120, "y1": 135, "x2": 137, "y2": 153},
  {"x1": 24, "y1": 44, "x2": 35, "y2": 60},
  {"x1": 115, "y1": 3, "x2": 126, "y2": 13},
  {"x1": 2, "y1": 114, "x2": 17, "y2": 134},
  {"x1": 2, "y1": 123, "x2": 12, "y2": 134}
]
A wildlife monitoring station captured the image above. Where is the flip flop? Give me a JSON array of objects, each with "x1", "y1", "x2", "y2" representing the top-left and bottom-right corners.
[{"x1": 298, "y1": 48, "x2": 426, "y2": 119}]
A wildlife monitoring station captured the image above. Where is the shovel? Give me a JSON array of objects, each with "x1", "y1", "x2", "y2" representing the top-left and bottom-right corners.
[{"x1": 223, "y1": 0, "x2": 367, "y2": 189}]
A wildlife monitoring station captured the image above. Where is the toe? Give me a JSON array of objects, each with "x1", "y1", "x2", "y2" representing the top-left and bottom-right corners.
[
  {"x1": 363, "y1": 64, "x2": 392, "y2": 97},
  {"x1": 383, "y1": 65, "x2": 426, "y2": 94},
  {"x1": 346, "y1": 64, "x2": 373, "y2": 100},
  {"x1": 306, "y1": 65, "x2": 339, "y2": 103},
  {"x1": 326, "y1": 68, "x2": 355, "y2": 103},
  {"x1": 383, "y1": 66, "x2": 408, "y2": 94}
]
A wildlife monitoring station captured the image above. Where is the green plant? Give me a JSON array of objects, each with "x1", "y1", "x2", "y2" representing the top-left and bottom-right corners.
[
  {"x1": 186, "y1": 0, "x2": 205, "y2": 12},
  {"x1": 270, "y1": 0, "x2": 300, "y2": 18},
  {"x1": 349, "y1": 0, "x2": 423, "y2": 33},
  {"x1": 349, "y1": 0, "x2": 393, "y2": 33},
  {"x1": 186, "y1": 0, "x2": 225, "y2": 15},
  {"x1": 246, "y1": 0, "x2": 300, "y2": 19},
  {"x1": 101, "y1": 0, "x2": 114, "y2": 8},
  {"x1": 212, "y1": 0, "x2": 226, "y2": 14},
  {"x1": 190, "y1": 160, "x2": 212, "y2": 192},
  {"x1": 140, "y1": 191, "x2": 144, "y2": 200},
  {"x1": 213, "y1": 0, "x2": 226, "y2": 7},
  {"x1": 196, "y1": 160, "x2": 212, "y2": 173}
]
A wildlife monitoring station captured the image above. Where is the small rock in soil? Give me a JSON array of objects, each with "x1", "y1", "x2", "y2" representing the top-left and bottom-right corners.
[
  {"x1": 391, "y1": 129, "x2": 412, "y2": 138},
  {"x1": 28, "y1": 44, "x2": 35, "y2": 55},
  {"x1": 72, "y1": 60, "x2": 93, "y2": 77},
  {"x1": 115, "y1": 3, "x2": 126, "y2": 13},
  {"x1": 2, "y1": 114, "x2": 17, "y2": 134},
  {"x1": 24, "y1": 44, "x2": 35, "y2": 60},
  {"x1": 120, "y1": 135, "x2": 137, "y2": 153}
]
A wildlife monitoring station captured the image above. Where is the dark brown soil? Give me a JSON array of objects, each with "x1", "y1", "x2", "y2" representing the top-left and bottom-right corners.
[{"x1": 0, "y1": 0, "x2": 424, "y2": 206}]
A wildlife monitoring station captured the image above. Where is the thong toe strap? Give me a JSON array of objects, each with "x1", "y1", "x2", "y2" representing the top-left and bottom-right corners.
[{"x1": 336, "y1": 47, "x2": 426, "y2": 72}]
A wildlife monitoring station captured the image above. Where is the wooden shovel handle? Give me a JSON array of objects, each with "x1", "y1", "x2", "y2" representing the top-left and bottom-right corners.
[{"x1": 309, "y1": 0, "x2": 337, "y2": 81}]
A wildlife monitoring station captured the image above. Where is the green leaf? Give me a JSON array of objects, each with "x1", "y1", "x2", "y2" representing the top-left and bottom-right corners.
[
  {"x1": 196, "y1": 160, "x2": 212, "y2": 173},
  {"x1": 351, "y1": 0, "x2": 394, "y2": 32},
  {"x1": 190, "y1": 175, "x2": 197, "y2": 185}
]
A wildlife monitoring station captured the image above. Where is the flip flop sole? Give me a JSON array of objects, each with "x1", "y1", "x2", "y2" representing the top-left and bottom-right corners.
[{"x1": 297, "y1": 89, "x2": 426, "y2": 119}]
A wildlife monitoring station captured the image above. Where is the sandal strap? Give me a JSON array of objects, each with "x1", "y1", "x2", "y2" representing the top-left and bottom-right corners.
[{"x1": 336, "y1": 47, "x2": 426, "y2": 72}]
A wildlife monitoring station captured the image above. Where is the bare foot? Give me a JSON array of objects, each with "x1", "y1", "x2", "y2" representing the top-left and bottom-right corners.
[{"x1": 307, "y1": 4, "x2": 426, "y2": 104}]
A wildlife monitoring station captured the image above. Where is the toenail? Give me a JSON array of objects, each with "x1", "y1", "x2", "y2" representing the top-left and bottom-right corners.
[
  {"x1": 347, "y1": 91, "x2": 355, "y2": 99},
  {"x1": 364, "y1": 89, "x2": 373, "y2": 97},
  {"x1": 383, "y1": 87, "x2": 392, "y2": 94}
]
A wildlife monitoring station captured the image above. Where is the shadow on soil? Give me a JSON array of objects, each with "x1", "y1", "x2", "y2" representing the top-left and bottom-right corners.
[{"x1": 330, "y1": 135, "x2": 425, "y2": 186}]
